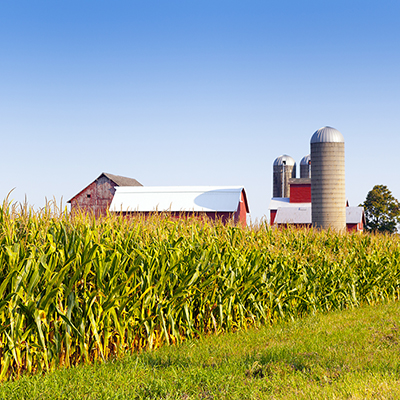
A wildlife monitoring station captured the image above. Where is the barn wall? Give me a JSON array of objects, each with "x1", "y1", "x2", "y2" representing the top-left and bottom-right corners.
[
  {"x1": 346, "y1": 223, "x2": 358, "y2": 232},
  {"x1": 347, "y1": 223, "x2": 363, "y2": 232},
  {"x1": 70, "y1": 175, "x2": 116, "y2": 216},
  {"x1": 121, "y1": 211, "x2": 237, "y2": 224},
  {"x1": 234, "y1": 190, "x2": 248, "y2": 227},
  {"x1": 290, "y1": 184, "x2": 311, "y2": 203},
  {"x1": 270, "y1": 210, "x2": 277, "y2": 225},
  {"x1": 277, "y1": 223, "x2": 312, "y2": 229}
]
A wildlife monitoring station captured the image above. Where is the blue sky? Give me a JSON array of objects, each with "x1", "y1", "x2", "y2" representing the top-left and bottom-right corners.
[{"x1": 1, "y1": 1, "x2": 399, "y2": 221}]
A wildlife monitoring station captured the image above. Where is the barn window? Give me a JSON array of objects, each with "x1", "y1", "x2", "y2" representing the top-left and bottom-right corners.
[{"x1": 87, "y1": 194, "x2": 91, "y2": 198}]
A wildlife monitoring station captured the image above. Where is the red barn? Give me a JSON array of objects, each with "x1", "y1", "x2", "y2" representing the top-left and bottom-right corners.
[
  {"x1": 109, "y1": 186, "x2": 249, "y2": 227},
  {"x1": 68, "y1": 172, "x2": 142, "y2": 216},
  {"x1": 269, "y1": 178, "x2": 365, "y2": 232}
]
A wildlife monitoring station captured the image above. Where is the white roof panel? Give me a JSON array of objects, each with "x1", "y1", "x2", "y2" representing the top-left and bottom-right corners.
[
  {"x1": 275, "y1": 207, "x2": 311, "y2": 224},
  {"x1": 109, "y1": 186, "x2": 246, "y2": 213},
  {"x1": 346, "y1": 207, "x2": 365, "y2": 224},
  {"x1": 273, "y1": 205, "x2": 364, "y2": 225},
  {"x1": 269, "y1": 197, "x2": 311, "y2": 210}
]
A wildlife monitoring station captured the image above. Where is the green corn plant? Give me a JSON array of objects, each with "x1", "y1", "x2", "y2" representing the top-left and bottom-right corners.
[{"x1": 1, "y1": 199, "x2": 400, "y2": 381}]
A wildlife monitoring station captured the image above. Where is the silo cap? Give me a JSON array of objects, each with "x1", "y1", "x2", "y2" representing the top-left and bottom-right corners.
[
  {"x1": 310, "y1": 126, "x2": 344, "y2": 144},
  {"x1": 300, "y1": 154, "x2": 311, "y2": 165},
  {"x1": 273, "y1": 154, "x2": 296, "y2": 166}
]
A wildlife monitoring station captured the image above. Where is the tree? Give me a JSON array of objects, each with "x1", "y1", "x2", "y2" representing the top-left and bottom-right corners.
[{"x1": 361, "y1": 185, "x2": 400, "y2": 233}]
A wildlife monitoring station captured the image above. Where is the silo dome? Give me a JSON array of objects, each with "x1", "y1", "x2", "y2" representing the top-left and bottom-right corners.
[
  {"x1": 310, "y1": 126, "x2": 344, "y2": 144},
  {"x1": 300, "y1": 154, "x2": 311, "y2": 179},
  {"x1": 273, "y1": 154, "x2": 296, "y2": 166},
  {"x1": 300, "y1": 154, "x2": 311, "y2": 166}
]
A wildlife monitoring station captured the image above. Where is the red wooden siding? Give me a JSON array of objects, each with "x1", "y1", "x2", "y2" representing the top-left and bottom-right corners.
[
  {"x1": 270, "y1": 210, "x2": 277, "y2": 225},
  {"x1": 234, "y1": 190, "x2": 249, "y2": 227},
  {"x1": 122, "y1": 211, "x2": 244, "y2": 226},
  {"x1": 290, "y1": 183, "x2": 311, "y2": 203},
  {"x1": 70, "y1": 175, "x2": 116, "y2": 216}
]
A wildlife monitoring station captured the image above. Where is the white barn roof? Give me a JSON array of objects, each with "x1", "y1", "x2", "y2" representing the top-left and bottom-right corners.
[
  {"x1": 109, "y1": 186, "x2": 249, "y2": 213},
  {"x1": 274, "y1": 206, "x2": 364, "y2": 225},
  {"x1": 269, "y1": 197, "x2": 311, "y2": 210},
  {"x1": 346, "y1": 207, "x2": 365, "y2": 224},
  {"x1": 275, "y1": 207, "x2": 311, "y2": 224}
]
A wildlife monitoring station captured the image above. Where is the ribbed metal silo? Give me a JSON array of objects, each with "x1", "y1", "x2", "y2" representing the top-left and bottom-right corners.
[
  {"x1": 300, "y1": 154, "x2": 311, "y2": 178},
  {"x1": 310, "y1": 126, "x2": 346, "y2": 231},
  {"x1": 273, "y1": 155, "x2": 296, "y2": 198}
]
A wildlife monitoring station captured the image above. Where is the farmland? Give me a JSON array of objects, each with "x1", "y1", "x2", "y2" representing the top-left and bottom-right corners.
[
  {"x1": 1, "y1": 201, "x2": 400, "y2": 381},
  {"x1": 2, "y1": 300, "x2": 400, "y2": 399}
]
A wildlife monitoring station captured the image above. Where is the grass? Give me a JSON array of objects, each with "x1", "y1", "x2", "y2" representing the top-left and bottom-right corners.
[{"x1": 2, "y1": 300, "x2": 400, "y2": 399}]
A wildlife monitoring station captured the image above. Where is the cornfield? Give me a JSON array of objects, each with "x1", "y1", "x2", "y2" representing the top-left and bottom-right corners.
[{"x1": 1, "y1": 200, "x2": 400, "y2": 381}]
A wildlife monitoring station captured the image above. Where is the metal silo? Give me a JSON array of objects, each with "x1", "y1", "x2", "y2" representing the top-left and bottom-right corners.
[
  {"x1": 300, "y1": 155, "x2": 311, "y2": 178},
  {"x1": 273, "y1": 155, "x2": 296, "y2": 198},
  {"x1": 310, "y1": 126, "x2": 346, "y2": 231}
]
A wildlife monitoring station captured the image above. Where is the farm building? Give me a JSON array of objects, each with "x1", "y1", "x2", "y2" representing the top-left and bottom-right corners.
[
  {"x1": 269, "y1": 176, "x2": 365, "y2": 232},
  {"x1": 270, "y1": 127, "x2": 365, "y2": 232},
  {"x1": 109, "y1": 186, "x2": 249, "y2": 226},
  {"x1": 68, "y1": 172, "x2": 142, "y2": 216}
]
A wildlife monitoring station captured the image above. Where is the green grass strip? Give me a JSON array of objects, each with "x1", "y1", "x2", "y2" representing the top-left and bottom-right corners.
[{"x1": 2, "y1": 300, "x2": 400, "y2": 399}]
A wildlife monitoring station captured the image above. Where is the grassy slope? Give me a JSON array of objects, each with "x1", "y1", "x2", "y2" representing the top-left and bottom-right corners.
[{"x1": 2, "y1": 301, "x2": 400, "y2": 400}]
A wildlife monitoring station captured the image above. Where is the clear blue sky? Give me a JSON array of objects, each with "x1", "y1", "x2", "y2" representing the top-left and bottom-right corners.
[{"x1": 1, "y1": 1, "x2": 399, "y2": 221}]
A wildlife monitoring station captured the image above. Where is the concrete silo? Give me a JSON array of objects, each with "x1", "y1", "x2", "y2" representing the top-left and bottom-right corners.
[
  {"x1": 273, "y1": 155, "x2": 296, "y2": 198},
  {"x1": 300, "y1": 155, "x2": 311, "y2": 178},
  {"x1": 310, "y1": 126, "x2": 346, "y2": 231}
]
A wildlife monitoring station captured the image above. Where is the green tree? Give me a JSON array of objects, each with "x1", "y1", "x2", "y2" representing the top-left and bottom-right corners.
[{"x1": 361, "y1": 185, "x2": 400, "y2": 233}]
